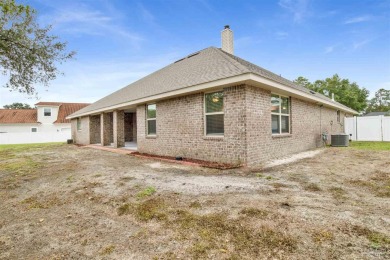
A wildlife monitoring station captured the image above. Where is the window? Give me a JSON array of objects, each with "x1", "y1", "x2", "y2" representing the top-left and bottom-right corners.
[
  {"x1": 205, "y1": 91, "x2": 224, "y2": 136},
  {"x1": 271, "y1": 94, "x2": 290, "y2": 134},
  {"x1": 337, "y1": 110, "x2": 340, "y2": 122},
  {"x1": 146, "y1": 104, "x2": 156, "y2": 135},
  {"x1": 44, "y1": 108, "x2": 51, "y2": 117},
  {"x1": 31, "y1": 127, "x2": 37, "y2": 132},
  {"x1": 77, "y1": 118, "x2": 81, "y2": 131}
]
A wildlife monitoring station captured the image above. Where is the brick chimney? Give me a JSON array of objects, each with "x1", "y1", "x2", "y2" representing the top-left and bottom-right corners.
[{"x1": 221, "y1": 25, "x2": 234, "y2": 55}]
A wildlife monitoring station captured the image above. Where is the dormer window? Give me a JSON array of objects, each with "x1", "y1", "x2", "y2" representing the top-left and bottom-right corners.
[{"x1": 44, "y1": 108, "x2": 51, "y2": 117}]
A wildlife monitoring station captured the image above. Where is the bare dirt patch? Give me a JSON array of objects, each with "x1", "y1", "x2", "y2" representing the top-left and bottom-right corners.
[{"x1": 0, "y1": 144, "x2": 389, "y2": 259}]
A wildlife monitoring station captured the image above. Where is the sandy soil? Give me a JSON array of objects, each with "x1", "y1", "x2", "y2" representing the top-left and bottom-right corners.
[{"x1": 0, "y1": 144, "x2": 389, "y2": 259}]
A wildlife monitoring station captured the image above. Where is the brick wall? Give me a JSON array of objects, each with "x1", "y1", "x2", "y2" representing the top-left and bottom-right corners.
[
  {"x1": 136, "y1": 84, "x2": 349, "y2": 166},
  {"x1": 137, "y1": 85, "x2": 247, "y2": 165},
  {"x1": 245, "y1": 85, "x2": 347, "y2": 166},
  {"x1": 71, "y1": 116, "x2": 90, "y2": 145}
]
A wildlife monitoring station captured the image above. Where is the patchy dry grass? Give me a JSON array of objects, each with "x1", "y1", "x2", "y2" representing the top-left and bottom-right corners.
[
  {"x1": 1, "y1": 143, "x2": 389, "y2": 259},
  {"x1": 21, "y1": 195, "x2": 63, "y2": 209},
  {"x1": 137, "y1": 186, "x2": 156, "y2": 198},
  {"x1": 312, "y1": 229, "x2": 334, "y2": 243},
  {"x1": 172, "y1": 210, "x2": 297, "y2": 258},
  {"x1": 100, "y1": 245, "x2": 115, "y2": 255},
  {"x1": 239, "y1": 207, "x2": 269, "y2": 218},
  {"x1": 118, "y1": 198, "x2": 167, "y2": 221},
  {"x1": 328, "y1": 186, "x2": 348, "y2": 200},
  {"x1": 304, "y1": 183, "x2": 322, "y2": 192},
  {"x1": 349, "y1": 170, "x2": 390, "y2": 197},
  {"x1": 344, "y1": 225, "x2": 390, "y2": 250}
]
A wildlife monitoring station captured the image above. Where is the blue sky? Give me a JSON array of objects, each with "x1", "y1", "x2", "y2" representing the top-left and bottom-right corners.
[{"x1": 1, "y1": 0, "x2": 389, "y2": 107}]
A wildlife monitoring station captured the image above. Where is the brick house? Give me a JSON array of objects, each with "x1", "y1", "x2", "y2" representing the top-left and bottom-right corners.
[{"x1": 68, "y1": 26, "x2": 357, "y2": 166}]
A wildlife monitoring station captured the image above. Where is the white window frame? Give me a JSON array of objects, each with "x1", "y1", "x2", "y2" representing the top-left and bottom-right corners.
[
  {"x1": 31, "y1": 127, "x2": 38, "y2": 133},
  {"x1": 146, "y1": 104, "x2": 156, "y2": 136},
  {"x1": 271, "y1": 93, "x2": 290, "y2": 135},
  {"x1": 44, "y1": 107, "x2": 52, "y2": 117},
  {"x1": 337, "y1": 110, "x2": 340, "y2": 123},
  {"x1": 204, "y1": 91, "x2": 224, "y2": 137},
  {"x1": 77, "y1": 118, "x2": 81, "y2": 131}
]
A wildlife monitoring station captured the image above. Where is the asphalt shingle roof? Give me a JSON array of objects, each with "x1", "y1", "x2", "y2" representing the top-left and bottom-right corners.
[{"x1": 71, "y1": 47, "x2": 353, "y2": 117}]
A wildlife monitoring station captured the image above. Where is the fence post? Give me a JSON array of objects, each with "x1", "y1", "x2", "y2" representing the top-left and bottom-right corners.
[
  {"x1": 354, "y1": 116, "x2": 358, "y2": 141},
  {"x1": 381, "y1": 115, "x2": 384, "y2": 141}
]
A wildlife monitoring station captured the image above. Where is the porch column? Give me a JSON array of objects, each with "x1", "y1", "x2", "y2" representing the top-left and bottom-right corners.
[
  {"x1": 113, "y1": 110, "x2": 125, "y2": 148},
  {"x1": 100, "y1": 113, "x2": 110, "y2": 146}
]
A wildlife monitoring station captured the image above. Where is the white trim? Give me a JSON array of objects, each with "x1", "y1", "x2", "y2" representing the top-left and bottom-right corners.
[
  {"x1": 146, "y1": 104, "x2": 157, "y2": 136},
  {"x1": 204, "y1": 91, "x2": 224, "y2": 136},
  {"x1": 67, "y1": 72, "x2": 358, "y2": 119},
  {"x1": 271, "y1": 94, "x2": 290, "y2": 135}
]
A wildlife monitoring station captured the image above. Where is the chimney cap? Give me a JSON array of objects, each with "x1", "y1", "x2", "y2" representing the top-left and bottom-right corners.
[{"x1": 224, "y1": 25, "x2": 230, "y2": 29}]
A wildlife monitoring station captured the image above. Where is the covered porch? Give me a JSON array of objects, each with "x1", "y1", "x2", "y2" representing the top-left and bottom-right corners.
[{"x1": 89, "y1": 107, "x2": 137, "y2": 150}]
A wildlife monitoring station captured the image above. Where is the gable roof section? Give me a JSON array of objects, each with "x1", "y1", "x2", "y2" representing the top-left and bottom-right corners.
[
  {"x1": 0, "y1": 109, "x2": 37, "y2": 123},
  {"x1": 35, "y1": 102, "x2": 62, "y2": 106},
  {"x1": 69, "y1": 47, "x2": 357, "y2": 118},
  {"x1": 55, "y1": 103, "x2": 90, "y2": 123}
]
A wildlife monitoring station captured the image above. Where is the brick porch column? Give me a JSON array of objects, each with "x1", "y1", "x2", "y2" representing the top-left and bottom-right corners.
[
  {"x1": 113, "y1": 110, "x2": 125, "y2": 148},
  {"x1": 100, "y1": 113, "x2": 110, "y2": 146}
]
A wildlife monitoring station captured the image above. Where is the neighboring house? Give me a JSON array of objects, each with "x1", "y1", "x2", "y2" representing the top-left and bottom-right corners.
[
  {"x1": 68, "y1": 26, "x2": 357, "y2": 166},
  {"x1": 0, "y1": 102, "x2": 89, "y2": 144},
  {"x1": 364, "y1": 111, "x2": 390, "y2": 117}
]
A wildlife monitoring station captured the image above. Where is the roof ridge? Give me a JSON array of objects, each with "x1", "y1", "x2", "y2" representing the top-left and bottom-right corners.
[{"x1": 214, "y1": 48, "x2": 251, "y2": 74}]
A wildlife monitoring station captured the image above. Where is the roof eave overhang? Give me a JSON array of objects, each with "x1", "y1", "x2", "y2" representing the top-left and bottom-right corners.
[
  {"x1": 67, "y1": 72, "x2": 357, "y2": 119},
  {"x1": 248, "y1": 74, "x2": 358, "y2": 115}
]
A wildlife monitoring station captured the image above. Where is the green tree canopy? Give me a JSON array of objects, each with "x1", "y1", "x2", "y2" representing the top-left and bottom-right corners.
[
  {"x1": 293, "y1": 74, "x2": 369, "y2": 112},
  {"x1": 366, "y1": 88, "x2": 390, "y2": 113},
  {"x1": 0, "y1": 0, "x2": 75, "y2": 95},
  {"x1": 3, "y1": 102, "x2": 32, "y2": 109}
]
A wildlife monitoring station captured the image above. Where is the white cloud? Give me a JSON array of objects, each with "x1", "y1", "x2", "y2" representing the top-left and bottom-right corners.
[
  {"x1": 40, "y1": 4, "x2": 143, "y2": 46},
  {"x1": 344, "y1": 15, "x2": 372, "y2": 24},
  {"x1": 278, "y1": 0, "x2": 311, "y2": 23},
  {"x1": 352, "y1": 39, "x2": 371, "y2": 50}
]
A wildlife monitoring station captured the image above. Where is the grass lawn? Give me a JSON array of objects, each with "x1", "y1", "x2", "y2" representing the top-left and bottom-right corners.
[{"x1": 349, "y1": 141, "x2": 390, "y2": 151}]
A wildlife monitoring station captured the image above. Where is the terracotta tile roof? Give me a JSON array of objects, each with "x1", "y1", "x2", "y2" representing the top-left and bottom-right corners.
[
  {"x1": 0, "y1": 103, "x2": 89, "y2": 124},
  {"x1": 0, "y1": 109, "x2": 37, "y2": 123},
  {"x1": 54, "y1": 103, "x2": 90, "y2": 123}
]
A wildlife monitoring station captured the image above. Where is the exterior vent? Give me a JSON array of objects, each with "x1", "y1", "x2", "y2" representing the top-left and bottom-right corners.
[{"x1": 331, "y1": 134, "x2": 349, "y2": 147}]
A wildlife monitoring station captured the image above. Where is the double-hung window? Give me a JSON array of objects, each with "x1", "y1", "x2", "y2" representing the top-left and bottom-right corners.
[
  {"x1": 77, "y1": 118, "x2": 81, "y2": 131},
  {"x1": 44, "y1": 108, "x2": 51, "y2": 116},
  {"x1": 271, "y1": 94, "x2": 290, "y2": 134},
  {"x1": 205, "y1": 91, "x2": 224, "y2": 136},
  {"x1": 146, "y1": 104, "x2": 156, "y2": 135}
]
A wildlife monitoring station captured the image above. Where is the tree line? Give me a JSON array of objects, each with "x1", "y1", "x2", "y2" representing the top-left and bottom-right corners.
[{"x1": 294, "y1": 75, "x2": 389, "y2": 114}]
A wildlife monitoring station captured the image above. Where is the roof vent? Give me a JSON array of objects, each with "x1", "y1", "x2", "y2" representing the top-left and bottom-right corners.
[{"x1": 310, "y1": 90, "x2": 316, "y2": 94}]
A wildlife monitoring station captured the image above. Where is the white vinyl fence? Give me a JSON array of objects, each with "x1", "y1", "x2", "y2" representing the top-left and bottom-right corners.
[
  {"x1": 345, "y1": 115, "x2": 390, "y2": 141},
  {"x1": 0, "y1": 131, "x2": 71, "y2": 145}
]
